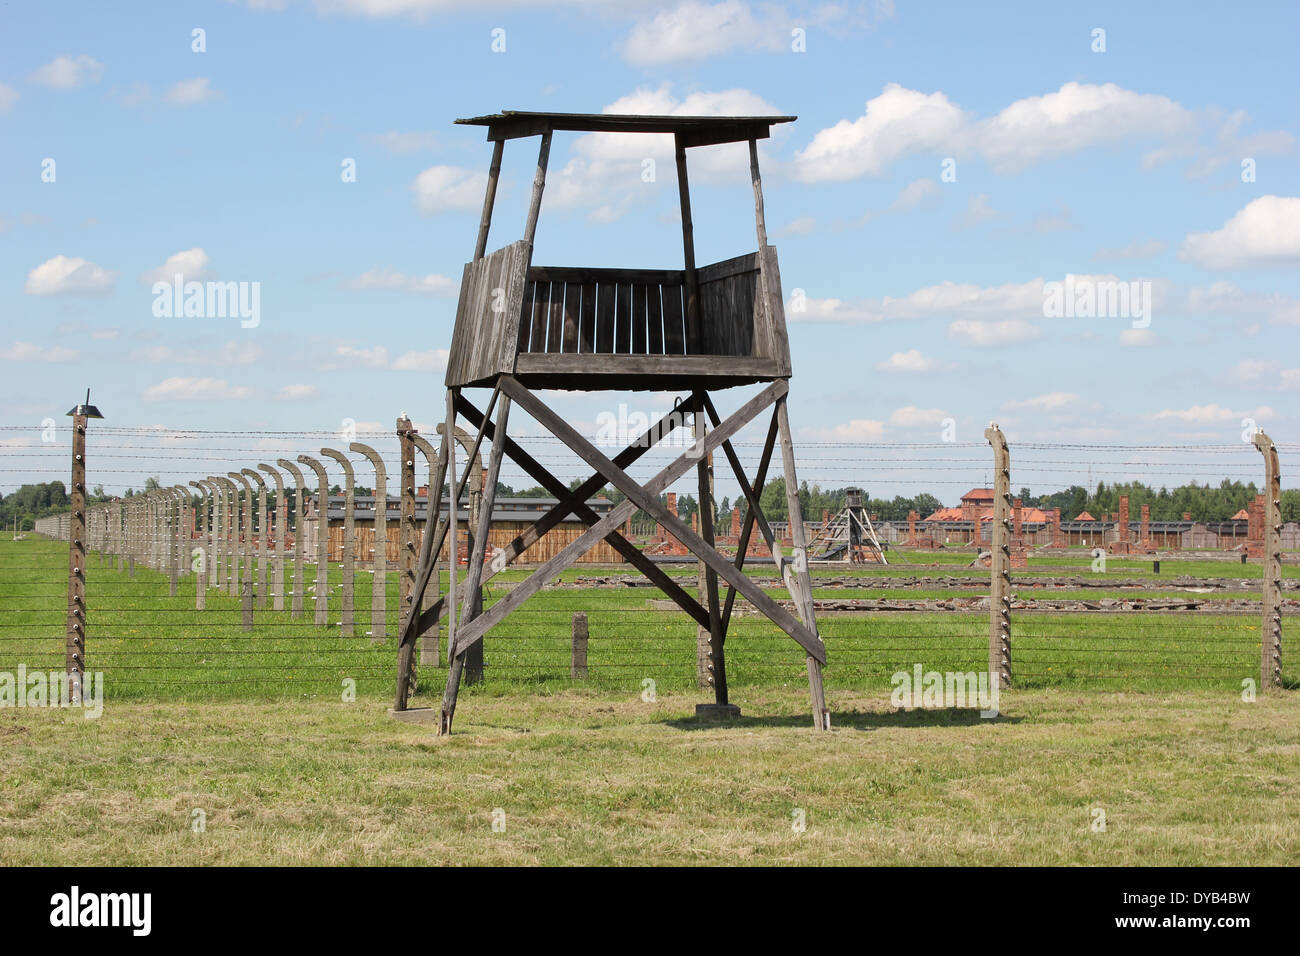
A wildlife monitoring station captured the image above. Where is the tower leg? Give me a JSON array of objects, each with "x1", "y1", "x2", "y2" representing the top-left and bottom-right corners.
[
  {"x1": 439, "y1": 389, "x2": 462, "y2": 734},
  {"x1": 694, "y1": 392, "x2": 727, "y2": 704},
  {"x1": 442, "y1": 394, "x2": 510, "y2": 732},
  {"x1": 395, "y1": 442, "x2": 450, "y2": 711},
  {"x1": 775, "y1": 396, "x2": 830, "y2": 730}
]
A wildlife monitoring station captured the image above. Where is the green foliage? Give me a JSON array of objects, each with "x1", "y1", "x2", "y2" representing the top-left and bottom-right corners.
[{"x1": 0, "y1": 481, "x2": 71, "y2": 532}]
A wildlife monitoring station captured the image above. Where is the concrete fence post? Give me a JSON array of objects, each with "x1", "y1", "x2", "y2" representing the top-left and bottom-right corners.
[
  {"x1": 320, "y1": 448, "x2": 356, "y2": 637},
  {"x1": 1253, "y1": 431, "x2": 1282, "y2": 689},
  {"x1": 228, "y1": 472, "x2": 256, "y2": 605},
  {"x1": 298, "y1": 455, "x2": 332, "y2": 628},
  {"x1": 259, "y1": 464, "x2": 287, "y2": 612},
  {"x1": 242, "y1": 469, "x2": 270, "y2": 609},
  {"x1": 984, "y1": 424, "x2": 1013, "y2": 690},
  {"x1": 164, "y1": 490, "x2": 178, "y2": 596},
  {"x1": 350, "y1": 442, "x2": 389, "y2": 644},
  {"x1": 209, "y1": 476, "x2": 237, "y2": 596},
  {"x1": 174, "y1": 486, "x2": 190, "y2": 578},
  {"x1": 277, "y1": 459, "x2": 308, "y2": 620},
  {"x1": 64, "y1": 404, "x2": 91, "y2": 706},
  {"x1": 189, "y1": 480, "x2": 209, "y2": 610},
  {"x1": 196, "y1": 479, "x2": 217, "y2": 588}
]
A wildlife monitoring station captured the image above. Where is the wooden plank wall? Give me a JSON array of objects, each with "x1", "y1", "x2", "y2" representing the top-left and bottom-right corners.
[
  {"x1": 515, "y1": 251, "x2": 782, "y2": 362},
  {"x1": 445, "y1": 239, "x2": 531, "y2": 386},
  {"x1": 517, "y1": 266, "x2": 688, "y2": 357}
]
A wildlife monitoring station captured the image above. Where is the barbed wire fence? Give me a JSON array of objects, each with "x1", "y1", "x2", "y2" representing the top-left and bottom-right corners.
[{"x1": 2, "y1": 416, "x2": 1294, "y2": 703}]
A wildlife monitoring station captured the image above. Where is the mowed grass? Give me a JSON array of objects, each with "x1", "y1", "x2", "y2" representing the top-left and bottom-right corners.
[
  {"x1": 2, "y1": 536, "x2": 1296, "y2": 865},
  {"x1": 0, "y1": 686, "x2": 1296, "y2": 865},
  {"x1": 0, "y1": 537, "x2": 1287, "y2": 701}
]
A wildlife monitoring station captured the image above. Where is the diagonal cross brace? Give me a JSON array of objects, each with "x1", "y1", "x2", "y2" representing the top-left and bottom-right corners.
[
  {"x1": 716, "y1": 406, "x2": 780, "y2": 634},
  {"x1": 455, "y1": 392, "x2": 712, "y2": 629},
  {"x1": 454, "y1": 377, "x2": 824, "y2": 663},
  {"x1": 395, "y1": 388, "x2": 500, "y2": 647},
  {"x1": 406, "y1": 393, "x2": 714, "y2": 638}
]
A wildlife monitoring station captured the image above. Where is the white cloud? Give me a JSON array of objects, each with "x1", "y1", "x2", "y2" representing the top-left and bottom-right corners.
[
  {"x1": 0, "y1": 342, "x2": 80, "y2": 362},
  {"x1": 874, "y1": 349, "x2": 946, "y2": 373},
  {"x1": 0, "y1": 83, "x2": 17, "y2": 111},
  {"x1": 1119, "y1": 328, "x2": 1158, "y2": 347},
  {"x1": 306, "y1": 0, "x2": 583, "y2": 19},
  {"x1": 623, "y1": 1, "x2": 789, "y2": 64},
  {"x1": 794, "y1": 84, "x2": 965, "y2": 182},
  {"x1": 792, "y1": 277, "x2": 1043, "y2": 325},
  {"x1": 276, "y1": 384, "x2": 319, "y2": 401},
  {"x1": 804, "y1": 418, "x2": 885, "y2": 441},
  {"x1": 1179, "y1": 196, "x2": 1300, "y2": 269},
  {"x1": 132, "y1": 342, "x2": 263, "y2": 366},
  {"x1": 960, "y1": 193, "x2": 997, "y2": 227},
  {"x1": 140, "y1": 247, "x2": 211, "y2": 284},
  {"x1": 892, "y1": 177, "x2": 939, "y2": 210},
  {"x1": 24, "y1": 255, "x2": 115, "y2": 295},
  {"x1": 392, "y1": 349, "x2": 449, "y2": 371},
  {"x1": 1004, "y1": 392, "x2": 1080, "y2": 412},
  {"x1": 1185, "y1": 280, "x2": 1300, "y2": 325},
  {"x1": 334, "y1": 344, "x2": 390, "y2": 368},
  {"x1": 543, "y1": 85, "x2": 785, "y2": 220},
  {"x1": 163, "y1": 77, "x2": 218, "y2": 105},
  {"x1": 1094, "y1": 239, "x2": 1166, "y2": 261},
  {"x1": 30, "y1": 54, "x2": 104, "y2": 89},
  {"x1": 795, "y1": 81, "x2": 1274, "y2": 181},
  {"x1": 889, "y1": 406, "x2": 947, "y2": 428},
  {"x1": 947, "y1": 318, "x2": 1041, "y2": 346},
  {"x1": 411, "y1": 165, "x2": 489, "y2": 214},
  {"x1": 777, "y1": 215, "x2": 816, "y2": 237},
  {"x1": 1152, "y1": 403, "x2": 1274, "y2": 424},
  {"x1": 972, "y1": 82, "x2": 1195, "y2": 173},
  {"x1": 142, "y1": 377, "x2": 255, "y2": 402},
  {"x1": 346, "y1": 268, "x2": 456, "y2": 295},
  {"x1": 1033, "y1": 205, "x2": 1077, "y2": 233},
  {"x1": 1221, "y1": 359, "x2": 1300, "y2": 392}
]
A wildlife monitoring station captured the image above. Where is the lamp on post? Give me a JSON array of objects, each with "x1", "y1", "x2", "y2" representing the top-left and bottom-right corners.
[{"x1": 65, "y1": 390, "x2": 104, "y2": 705}]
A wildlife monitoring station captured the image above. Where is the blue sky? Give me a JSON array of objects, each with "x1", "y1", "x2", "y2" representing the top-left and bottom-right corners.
[{"x1": 2, "y1": 0, "x2": 1297, "y2": 501}]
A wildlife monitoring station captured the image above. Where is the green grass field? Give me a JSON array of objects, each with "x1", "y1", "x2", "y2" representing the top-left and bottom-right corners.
[
  {"x1": 0, "y1": 537, "x2": 1287, "y2": 701},
  {"x1": 0, "y1": 534, "x2": 1294, "y2": 865},
  {"x1": 1, "y1": 687, "x2": 1296, "y2": 865}
]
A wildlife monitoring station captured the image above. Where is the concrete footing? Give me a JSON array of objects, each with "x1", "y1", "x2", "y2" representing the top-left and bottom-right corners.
[
  {"x1": 695, "y1": 703, "x2": 742, "y2": 720},
  {"x1": 388, "y1": 707, "x2": 439, "y2": 723}
]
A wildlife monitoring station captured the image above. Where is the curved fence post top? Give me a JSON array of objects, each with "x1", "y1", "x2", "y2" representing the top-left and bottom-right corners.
[
  {"x1": 240, "y1": 467, "x2": 267, "y2": 491},
  {"x1": 227, "y1": 471, "x2": 253, "y2": 493},
  {"x1": 320, "y1": 447, "x2": 355, "y2": 484},
  {"x1": 276, "y1": 458, "x2": 303, "y2": 479},
  {"x1": 409, "y1": 432, "x2": 440, "y2": 465},
  {"x1": 348, "y1": 442, "x2": 387, "y2": 480},
  {"x1": 257, "y1": 463, "x2": 285, "y2": 492},
  {"x1": 297, "y1": 454, "x2": 329, "y2": 484}
]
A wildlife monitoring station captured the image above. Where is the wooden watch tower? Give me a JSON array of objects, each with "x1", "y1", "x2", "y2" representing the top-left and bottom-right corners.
[{"x1": 394, "y1": 110, "x2": 829, "y2": 733}]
